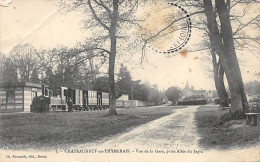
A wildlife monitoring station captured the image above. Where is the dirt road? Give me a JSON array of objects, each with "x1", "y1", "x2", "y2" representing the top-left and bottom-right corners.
[
  {"x1": 91, "y1": 105, "x2": 200, "y2": 150},
  {"x1": 72, "y1": 106, "x2": 259, "y2": 161}
]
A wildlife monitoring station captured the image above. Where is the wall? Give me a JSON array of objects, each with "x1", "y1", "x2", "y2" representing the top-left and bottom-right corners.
[
  {"x1": 116, "y1": 100, "x2": 155, "y2": 108},
  {"x1": 0, "y1": 87, "x2": 24, "y2": 113},
  {"x1": 24, "y1": 87, "x2": 42, "y2": 112}
]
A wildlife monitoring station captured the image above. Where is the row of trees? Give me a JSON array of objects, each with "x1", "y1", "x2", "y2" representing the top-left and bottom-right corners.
[
  {"x1": 0, "y1": 46, "x2": 164, "y2": 104},
  {"x1": 89, "y1": 63, "x2": 164, "y2": 103},
  {"x1": 0, "y1": 44, "x2": 100, "y2": 90}
]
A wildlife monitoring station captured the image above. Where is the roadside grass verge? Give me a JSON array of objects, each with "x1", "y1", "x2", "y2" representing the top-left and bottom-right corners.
[
  {"x1": 195, "y1": 106, "x2": 260, "y2": 150},
  {"x1": 0, "y1": 106, "x2": 185, "y2": 150}
]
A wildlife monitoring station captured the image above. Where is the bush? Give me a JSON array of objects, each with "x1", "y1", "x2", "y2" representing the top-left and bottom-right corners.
[
  {"x1": 247, "y1": 103, "x2": 260, "y2": 113},
  {"x1": 30, "y1": 96, "x2": 50, "y2": 113},
  {"x1": 178, "y1": 100, "x2": 207, "y2": 105},
  {"x1": 215, "y1": 98, "x2": 231, "y2": 105}
]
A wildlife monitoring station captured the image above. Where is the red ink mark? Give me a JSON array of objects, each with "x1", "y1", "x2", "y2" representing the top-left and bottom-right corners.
[
  {"x1": 180, "y1": 49, "x2": 187, "y2": 58},
  {"x1": 193, "y1": 56, "x2": 198, "y2": 60}
]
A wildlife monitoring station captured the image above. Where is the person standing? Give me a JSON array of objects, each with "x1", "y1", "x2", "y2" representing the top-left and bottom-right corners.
[{"x1": 67, "y1": 98, "x2": 73, "y2": 112}]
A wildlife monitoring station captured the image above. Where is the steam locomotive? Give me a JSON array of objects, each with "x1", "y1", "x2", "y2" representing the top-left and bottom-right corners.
[{"x1": 42, "y1": 85, "x2": 109, "y2": 111}]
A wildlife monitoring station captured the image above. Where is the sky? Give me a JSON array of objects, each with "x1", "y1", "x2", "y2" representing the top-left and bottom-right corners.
[{"x1": 0, "y1": 0, "x2": 259, "y2": 91}]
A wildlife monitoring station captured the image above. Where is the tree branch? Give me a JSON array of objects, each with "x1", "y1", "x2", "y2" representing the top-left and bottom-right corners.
[
  {"x1": 88, "y1": 0, "x2": 110, "y2": 31},
  {"x1": 141, "y1": 10, "x2": 205, "y2": 62},
  {"x1": 233, "y1": 14, "x2": 259, "y2": 36},
  {"x1": 93, "y1": 0, "x2": 111, "y2": 16}
]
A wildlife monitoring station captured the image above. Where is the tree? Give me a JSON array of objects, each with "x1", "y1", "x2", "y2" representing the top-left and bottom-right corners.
[
  {"x1": 30, "y1": 69, "x2": 40, "y2": 83},
  {"x1": 165, "y1": 87, "x2": 181, "y2": 105},
  {"x1": 141, "y1": 0, "x2": 258, "y2": 117},
  {"x1": 9, "y1": 44, "x2": 39, "y2": 82},
  {"x1": 203, "y1": 0, "x2": 249, "y2": 114},
  {"x1": 135, "y1": 84, "x2": 149, "y2": 101},
  {"x1": 0, "y1": 55, "x2": 18, "y2": 83},
  {"x1": 48, "y1": 46, "x2": 94, "y2": 89},
  {"x1": 66, "y1": 0, "x2": 142, "y2": 116},
  {"x1": 117, "y1": 63, "x2": 133, "y2": 98},
  {"x1": 183, "y1": 0, "x2": 258, "y2": 110},
  {"x1": 37, "y1": 49, "x2": 56, "y2": 85},
  {"x1": 93, "y1": 76, "x2": 110, "y2": 92},
  {"x1": 210, "y1": 45, "x2": 229, "y2": 108},
  {"x1": 147, "y1": 85, "x2": 164, "y2": 104}
]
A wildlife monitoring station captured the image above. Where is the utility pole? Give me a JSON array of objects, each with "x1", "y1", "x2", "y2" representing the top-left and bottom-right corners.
[
  {"x1": 131, "y1": 87, "x2": 133, "y2": 108},
  {"x1": 0, "y1": 58, "x2": 3, "y2": 83}
]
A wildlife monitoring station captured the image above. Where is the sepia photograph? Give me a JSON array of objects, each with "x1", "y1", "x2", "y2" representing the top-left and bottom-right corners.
[{"x1": 0, "y1": 0, "x2": 259, "y2": 162}]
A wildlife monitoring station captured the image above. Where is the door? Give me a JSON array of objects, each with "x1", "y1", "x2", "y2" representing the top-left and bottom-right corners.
[{"x1": 97, "y1": 92, "x2": 102, "y2": 106}]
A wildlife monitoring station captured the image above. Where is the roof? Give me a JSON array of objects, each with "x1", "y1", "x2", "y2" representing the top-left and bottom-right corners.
[
  {"x1": 193, "y1": 90, "x2": 206, "y2": 93},
  {"x1": 0, "y1": 82, "x2": 43, "y2": 88}
]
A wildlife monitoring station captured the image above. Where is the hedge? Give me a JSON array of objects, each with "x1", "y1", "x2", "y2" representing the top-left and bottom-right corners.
[
  {"x1": 178, "y1": 100, "x2": 207, "y2": 105},
  {"x1": 214, "y1": 98, "x2": 231, "y2": 105}
]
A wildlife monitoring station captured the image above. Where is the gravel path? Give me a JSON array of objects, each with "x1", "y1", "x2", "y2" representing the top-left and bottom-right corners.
[
  {"x1": 93, "y1": 106, "x2": 200, "y2": 150},
  {"x1": 72, "y1": 106, "x2": 259, "y2": 161}
]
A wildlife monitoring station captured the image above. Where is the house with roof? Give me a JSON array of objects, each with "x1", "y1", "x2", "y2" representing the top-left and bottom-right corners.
[{"x1": 181, "y1": 81, "x2": 213, "y2": 101}]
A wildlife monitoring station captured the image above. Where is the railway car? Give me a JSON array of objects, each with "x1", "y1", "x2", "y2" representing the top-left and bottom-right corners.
[
  {"x1": 85, "y1": 90, "x2": 98, "y2": 110},
  {"x1": 0, "y1": 82, "x2": 110, "y2": 113},
  {"x1": 81, "y1": 90, "x2": 109, "y2": 110},
  {"x1": 66, "y1": 87, "x2": 83, "y2": 110},
  {"x1": 101, "y1": 92, "x2": 109, "y2": 109},
  {"x1": 47, "y1": 85, "x2": 109, "y2": 111}
]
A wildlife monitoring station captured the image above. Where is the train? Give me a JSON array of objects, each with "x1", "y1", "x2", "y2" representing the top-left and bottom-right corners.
[{"x1": 42, "y1": 85, "x2": 109, "y2": 111}]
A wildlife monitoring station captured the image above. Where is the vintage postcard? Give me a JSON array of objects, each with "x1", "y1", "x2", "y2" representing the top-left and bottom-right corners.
[{"x1": 0, "y1": 0, "x2": 259, "y2": 162}]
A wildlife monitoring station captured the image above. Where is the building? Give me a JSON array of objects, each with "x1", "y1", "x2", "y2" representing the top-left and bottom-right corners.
[
  {"x1": 181, "y1": 82, "x2": 193, "y2": 100},
  {"x1": 0, "y1": 82, "x2": 48, "y2": 113},
  {"x1": 117, "y1": 94, "x2": 129, "y2": 101},
  {"x1": 181, "y1": 81, "x2": 213, "y2": 101},
  {"x1": 162, "y1": 96, "x2": 169, "y2": 104},
  {"x1": 116, "y1": 94, "x2": 130, "y2": 107}
]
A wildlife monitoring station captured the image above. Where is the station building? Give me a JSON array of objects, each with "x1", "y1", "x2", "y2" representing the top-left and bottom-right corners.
[{"x1": 0, "y1": 82, "x2": 48, "y2": 113}]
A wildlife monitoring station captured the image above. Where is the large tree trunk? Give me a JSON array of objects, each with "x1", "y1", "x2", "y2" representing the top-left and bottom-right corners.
[
  {"x1": 218, "y1": 64, "x2": 229, "y2": 107},
  {"x1": 108, "y1": 0, "x2": 119, "y2": 116},
  {"x1": 215, "y1": 0, "x2": 249, "y2": 112},
  {"x1": 203, "y1": 0, "x2": 248, "y2": 115},
  {"x1": 211, "y1": 50, "x2": 229, "y2": 108}
]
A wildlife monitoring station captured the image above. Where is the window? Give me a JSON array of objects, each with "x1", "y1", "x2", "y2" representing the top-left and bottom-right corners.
[
  {"x1": 32, "y1": 92, "x2": 37, "y2": 101},
  {"x1": 6, "y1": 88, "x2": 15, "y2": 103},
  {"x1": 45, "y1": 88, "x2": 49, "y2": 96},
  {"x1": 64, "y1": 89, "x2": 68, "y2": 97}
]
